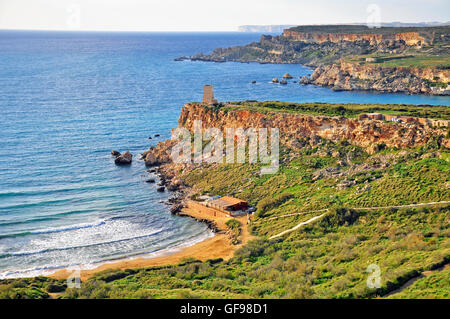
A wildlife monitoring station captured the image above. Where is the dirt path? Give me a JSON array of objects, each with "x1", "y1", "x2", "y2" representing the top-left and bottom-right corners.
[
  {"x1": 268, "y1": 200, "x2": 450, "y2": 239},
  {"x1": 269, "y1": 214, "x2": 326, "y2": 239},
  {"x1": 268, "y1": 201, "x2": 450, "y2": 221},
  {"x1": 384, "y1": 263, "x2": 449, "y2": 298},
  {"x1": 50, "y1": 208, "x2": 253, "y2": 282}
]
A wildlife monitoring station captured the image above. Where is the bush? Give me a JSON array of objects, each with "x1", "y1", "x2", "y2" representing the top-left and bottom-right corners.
[
  {"x1": 256, "y1": 193, "x2": 294, "y2": 217},
  {"x1": 320, "y1": 208, "x2": 360, "y2": 228},
  {"x1": 45, "y1": 283, "x2": 66, "y2": 293}
]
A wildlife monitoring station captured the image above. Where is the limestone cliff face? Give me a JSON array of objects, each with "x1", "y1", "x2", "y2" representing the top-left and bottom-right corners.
[
  {"x1": 301, "y1": 60, "x2": 450, "y2": 95},
  {"x1": 178, "y1": 103, "x2": 449, "y2": 151},
  {"x1": 282, "y1": 30, "x2": 426, "y2": 46}
]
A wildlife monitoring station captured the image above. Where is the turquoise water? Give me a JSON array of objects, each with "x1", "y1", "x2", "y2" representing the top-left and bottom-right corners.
[{"x1": 0, "y1": 31, "x2": 448, "y2": 278}]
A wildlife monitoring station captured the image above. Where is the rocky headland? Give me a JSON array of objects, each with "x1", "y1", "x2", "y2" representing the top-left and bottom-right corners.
[
  {"x1": 177, "y1": 25, "x2": 450, "y2": 95},
  {"x1": 142, "y1": 102, "x2": 449, "y2": 178}
]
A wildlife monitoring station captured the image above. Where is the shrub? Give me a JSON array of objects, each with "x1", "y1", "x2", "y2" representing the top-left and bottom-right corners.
[{"x1": 256, "y1": 193, "x2": 294, "y2": 217}]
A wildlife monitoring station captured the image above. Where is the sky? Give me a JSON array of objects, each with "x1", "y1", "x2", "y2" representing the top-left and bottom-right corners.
[{"x1": 0, "y1": 0, "x2": 449, "y2": 31}]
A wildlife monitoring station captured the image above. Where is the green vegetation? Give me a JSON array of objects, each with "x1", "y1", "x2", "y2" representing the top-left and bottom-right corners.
[
  {"x1": 0, "y1": 276, "x2": 66, "y2": 299},
  {"x1": 18, "y1": 204, "x2": 447, "y2": 299},
  {"x1": 226, "y1": 101, "x2": 450, "y2": 120},
  {"x1": 346, "y1": 54, "x2": 450, "y2": 69},
  {"x1": 1, "y1": 129, "x2": 448, "y2": 299},
  {"x1": 386, "y1": 268, "x2": 449, "y2": 299}
]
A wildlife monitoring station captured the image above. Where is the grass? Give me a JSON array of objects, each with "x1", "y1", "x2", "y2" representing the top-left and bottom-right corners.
[
  {"x1": 29, "y1": 204, "x2": 448, "y2": 299},
  {"x1": 346, "y1": 53, "x2": 450, "y2": 69},
  {"x1": 225, "y1": 101, "x2": 450, "y2": 120}
]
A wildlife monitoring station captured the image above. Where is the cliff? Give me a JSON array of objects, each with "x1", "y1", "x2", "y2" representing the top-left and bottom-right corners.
[
  {"x1": 282, "y1": 30, "x2": 426, "y2": 46},
  {"x1": 178, "y1": 103, "x2": 450, "y2": 152},
  {"x1": 300, "y1": 60, "x2": 450, "y2": 95}
]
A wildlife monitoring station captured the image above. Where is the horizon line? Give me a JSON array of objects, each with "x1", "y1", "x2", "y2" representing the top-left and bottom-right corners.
[{"x1": 1, "y1": 20, "x2": 449, "y2": 33}]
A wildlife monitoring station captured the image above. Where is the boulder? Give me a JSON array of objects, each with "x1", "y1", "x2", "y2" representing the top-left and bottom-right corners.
[
  {"x1": 251, "y1": 80, "x2": 256, "y2": 84},
  {"x1": 114, "y1": 151, "x2": 132, "y2": 165},
  {"x1": 283, "y1": 73, "x2": 293, "y2": 79},
  {"x1": 145, "y1": 153, "x2": 160, "y2": 167},
  {"x1": 272, "y1": 78, "x2": 279, "y2": 83},
  {"x1": 156, "y1": 186, "x2": 165, "y2": 192},
  {"x1": 111, "y1": 150, "x2": 121, "y2": 157},
  {"x1": 170, "y1": 204, "x2": 183, "y2": 214},
  {"x1": 145, "y1": 178, "x2": 156, "y2": 183},
  {"x1": 280, "y1": 79, "x2": 287, "y2": 85},
  {"x1": 167, "y1": 179, "x2": 183, "y2": 191}
]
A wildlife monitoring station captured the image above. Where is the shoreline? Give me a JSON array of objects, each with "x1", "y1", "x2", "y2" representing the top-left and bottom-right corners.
[{"x1": 49, "y1": 206, "x2": 253, "y2": 282}]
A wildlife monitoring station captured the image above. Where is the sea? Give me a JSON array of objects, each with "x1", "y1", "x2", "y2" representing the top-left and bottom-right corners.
[{"x1": 0, "y1": 30, "x2": 449, "y2": 278}]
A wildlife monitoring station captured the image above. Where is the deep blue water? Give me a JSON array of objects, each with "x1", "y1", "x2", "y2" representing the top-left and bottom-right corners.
[{"x1": 0, "y1": 31, "x2": 449, "y2": 278}]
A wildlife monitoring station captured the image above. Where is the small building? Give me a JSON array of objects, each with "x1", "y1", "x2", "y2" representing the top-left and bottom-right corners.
[
  {"x1": 202, "y1": 85, "x2": 218, "y2": 105},
  {"x1": 187, "y1": 196, "x2": 249, "y2": 218},
  {"x1": 206, "y1": 196, "x2": 248, "y2": 213}
]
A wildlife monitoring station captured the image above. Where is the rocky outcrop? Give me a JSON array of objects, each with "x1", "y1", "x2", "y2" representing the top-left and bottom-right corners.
[
  {"x1": 300, "y1": 60, "x2": 450, "y2": 95},
  {"x1": 177, "y1": 25, "x2": 449, "y2": 95},
  {"x1": 142, "y1": 140, "x2": 175, "y2": 167},
  {"x1": 178, "y1": 103, "x2": 449, "y2": 151},
  {"x1": 114, "y1": 151, "x2": 132, "y2": 165}
]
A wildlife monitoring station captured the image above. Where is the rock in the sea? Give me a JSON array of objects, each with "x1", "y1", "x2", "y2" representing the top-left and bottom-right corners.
[
  {"x1": 299, "y1": 76, "x2": 310, "y2": 84},
  {"x1": 252, "y1": 80, "x2": 256, "y2": 84},
  {"x1": 111, "y1": 150, "x2": 121, "y2": 157},
  {"x1": 272, "y1": 78, "x2": 279, "y2": 83},
  {"x1": 280, "y1": 79, "x2": 287, "y2": 85},
  {"x1": 156, "y1": 186, "x2": 165, "y2": 192},
  {"x1": 114, "y1": 151, "x2": 132, "y2": 165},
  {"x1": 154, "y1": 134, "x2": 160, "y2": 137},
  {"x1": 148, "y1": 136, "x2": 152, "y2": 139},
  {"x1": 283, "y1": 73, "x2": 293, "y2": 79},
  {"x1": 145, "y1": 178, "x2": 156, "y2": 183}
]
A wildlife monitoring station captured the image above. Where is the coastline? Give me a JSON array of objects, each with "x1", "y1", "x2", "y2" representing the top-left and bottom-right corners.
[{"x1": 49, "y1": 206, "x2": 253, "y2": 282}]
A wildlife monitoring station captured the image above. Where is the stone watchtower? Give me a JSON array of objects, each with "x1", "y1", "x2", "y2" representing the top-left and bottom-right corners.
[{"x1": 202, "y1": 85, "x2": 218, "y2": 105}]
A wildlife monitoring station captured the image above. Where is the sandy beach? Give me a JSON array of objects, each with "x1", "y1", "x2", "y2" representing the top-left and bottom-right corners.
[{"x1": 50, "y1": 207, "x2": 253, "y2": 282}]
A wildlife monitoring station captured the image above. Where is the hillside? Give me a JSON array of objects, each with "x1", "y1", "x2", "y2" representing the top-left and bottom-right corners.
[{"x1": 1, "y1": 101, "x2": 448, "y2": 299}]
